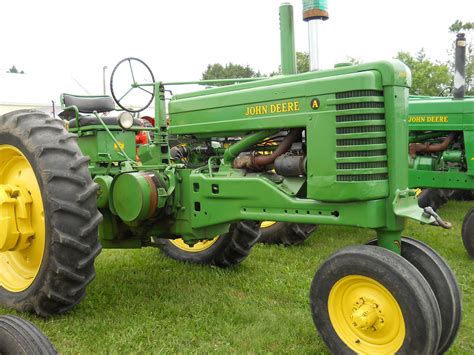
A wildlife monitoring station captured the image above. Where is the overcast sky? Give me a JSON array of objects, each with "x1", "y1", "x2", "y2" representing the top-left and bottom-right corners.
[{"x1": 1, "y1": 0, "x2": 472, "y2": 96}]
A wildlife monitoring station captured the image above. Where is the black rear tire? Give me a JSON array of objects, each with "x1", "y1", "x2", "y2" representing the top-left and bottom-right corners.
[
  {"x1": 310, "y1": 245, "x2": 441, "y2": 354},
  {"x1": 0, "y1": 315, "x2": 56, "y2": 355},
  {"x1": 417, "y1": 189, "x2": 453, "y2": 210},
  {"x1": 368, "y1": 237, "x2": 462, "y2": 353},
  {"x1": 258, "y1": 222, "x2": 317, "y2": 246},
  {"x1": 451, "y1": 189, "x2": 474, "y2": 201},
  {"x1": 0, "y1": 110, "x2": 102, "y2": 316},
  {"x1": 461, "y1": 208, "x2": 474, "y2": 258},
  {"x1": 158, "y1": 221, "x2": 260, "y2": 267}
]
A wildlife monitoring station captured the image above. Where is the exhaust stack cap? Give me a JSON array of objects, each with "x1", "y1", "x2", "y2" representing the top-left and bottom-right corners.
[{"x1": 303, "y1": 0, "x2": 329, "y2": 21}]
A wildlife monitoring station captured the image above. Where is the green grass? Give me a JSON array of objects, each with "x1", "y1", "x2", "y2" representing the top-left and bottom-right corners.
[{"x1": 1, "y1": 201, "x2": 473, "y2": 353}]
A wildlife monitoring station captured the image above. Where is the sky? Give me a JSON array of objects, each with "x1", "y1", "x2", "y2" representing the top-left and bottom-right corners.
[{"x1": 0, "y1": 0, "x2": 472, "y2": 101}]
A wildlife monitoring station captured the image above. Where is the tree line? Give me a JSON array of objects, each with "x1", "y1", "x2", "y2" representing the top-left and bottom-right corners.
[
  {"x1": 6, "y1": 65, "x2": 25, "y2": 74},
  {"x1": 202, "y1": 20, "x2": 473, "y2": 96}
]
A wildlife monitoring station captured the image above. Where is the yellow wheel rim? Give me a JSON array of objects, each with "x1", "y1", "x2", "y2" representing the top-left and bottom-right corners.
[
  {"x1": 328, "y1": 275, "x2": 405, "y2": 354},
  {"x1": 0, "y1": 145, "x2": 45, "y2": 292},
  {"x1": 415, "y1": 188, "x2": 422, "y2": 197},
  {"x1": 260, "y1": 221, "x2": 276, "y2": 229},
  {"x1": 169, "y1": 237, "x2": 219, "y2": 252}
]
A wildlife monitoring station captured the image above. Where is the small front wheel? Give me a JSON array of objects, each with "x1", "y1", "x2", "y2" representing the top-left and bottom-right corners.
[
  {"x1": 310, "y1": 245, "x2": 441, "y2": 354},
  {"x1": 461, "y1": 208, "x2": 474, "y2": 258},
  {"x1": 368, "y1": 237, "x2": 461, "y2": 353},
  {"x1": 0, "y1": 315, "x2": 56, "y2": 354}
]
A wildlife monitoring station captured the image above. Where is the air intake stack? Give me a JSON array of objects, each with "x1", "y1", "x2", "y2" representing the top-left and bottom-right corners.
[
  {"x1": 303, "y1": 0, "x2": 329, "y2": 71},
  {"x1": 279, "y1": 3, "x2": 297, "y2": 75}
]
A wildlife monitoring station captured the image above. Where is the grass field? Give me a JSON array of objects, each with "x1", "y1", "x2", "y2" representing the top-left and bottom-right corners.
[{"x1": 1, "y1": 201, "x2": 473, "y2": 353}]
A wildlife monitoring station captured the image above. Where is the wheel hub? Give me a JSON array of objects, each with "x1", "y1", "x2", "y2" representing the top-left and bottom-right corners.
[
  {"x1": 351, "y1": 297, "x2": 384, "y2": 332},
  {"x1": 328, "y1": 275, "x2": 405, "y2": 353},
  {"x1": 0, "y1": 184, "x2": 34, "y2": 252},
  {"x1": 0, "y1": 144, "x2": 45, "y2": 292}
]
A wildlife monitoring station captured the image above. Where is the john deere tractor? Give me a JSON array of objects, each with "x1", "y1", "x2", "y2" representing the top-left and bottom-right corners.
[
  {"x1": 408, "y1": 33, "x2": 474, "y2": 257},
  {"x1": 0, "y1": 2, "x2": 462, "y2": 353}
]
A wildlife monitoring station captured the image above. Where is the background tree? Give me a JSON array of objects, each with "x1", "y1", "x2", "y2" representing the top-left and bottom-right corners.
[
  {"x1": 346, "y1": 56, "x2": 362, "y2": 65},
  {"x1": 395, "y1": 49, "x2": 451, "y2": 95},
  {"x1": 269, "y1": 51, "x2": 311, "y2": 76},
  {"x1": 448, "y1": 20, "x2": 474, "y2": 95},
  {"x1": 6, "y1": 65, "x2": 25, "y2": 74},
  {"x1": 201, "y1": 63, "x2": 261, "y2": 86},
  {"x1": 296, "y1": 52, "x2": 310, "y2": 73}
]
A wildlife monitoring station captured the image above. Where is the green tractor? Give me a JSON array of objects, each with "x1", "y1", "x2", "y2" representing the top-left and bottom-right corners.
[
  {"x1": 0, "y1": 2, "x2": 461, "y2": 353},
  {"x1": 408, "y1": 33, "x2": 474, "y2": 257}
]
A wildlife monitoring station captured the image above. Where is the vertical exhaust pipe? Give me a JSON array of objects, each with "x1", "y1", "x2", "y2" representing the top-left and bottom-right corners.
[
  {"x1": 303, "y1": 0, "x2": 329, "y2": 71},
  {"x1": 279, "y1": 3, "x2": 297, "y2": 75},
  {"x1": 454, "y1": 33, "x2": 466, "y2": 100}
]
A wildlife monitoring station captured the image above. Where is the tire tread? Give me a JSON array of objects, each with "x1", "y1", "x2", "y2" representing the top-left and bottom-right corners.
[{"x1": 0, "y1": 110, "x2": 101, "y2": 317}]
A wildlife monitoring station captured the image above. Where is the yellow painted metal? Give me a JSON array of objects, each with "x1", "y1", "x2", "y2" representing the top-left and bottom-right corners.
[
  {"x1": 328, "y1": 275, "x2": 405, "y2": 354},
  {"x1": 260, "y1": 221, "x2": 277, "y2": 229},
  {"x1": 0, "y1": 185, "x2": 20, "y2": 252},
  {"x1": 0, "y1": 145, "x2": 45, "y2": 292},
  {"x1": 169, "y1": 237, "x2": 219, "y2": 252}
]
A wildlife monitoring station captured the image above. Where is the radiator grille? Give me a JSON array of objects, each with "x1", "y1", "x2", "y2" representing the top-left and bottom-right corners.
[
  {"x1": 337, "y1": 138, "x2": 386, "y2": 146},
  {"x1": 336, "y1": 90, "x2": 384, "y2": 99},
  {"x1": 336, "y1": 126, "x2": 385, "y2": 134},
  {"x1": 336, "y1": 162, "x2": 387, "y2": 170},
  {"x1": 336, "y1": 102, "x2": 384, "y2": 111},
  {"x1": 337, "y1": 149, "x2": 387, "y2": 158},
  {"x1": 337, "y1": 173, "x2": 388, "y2": 182},
  {"x1": 336, "y1": 113, "x2": 385, "y2": 123},
  {"x1": 334, "y1": 90, "x2": 388, "y2": 182}
]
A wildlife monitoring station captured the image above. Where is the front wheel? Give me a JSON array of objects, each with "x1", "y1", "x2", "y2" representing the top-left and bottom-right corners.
[
  {"x1": 367, "y1": 237, "x2": 461, "y2": 353},
  {"x1": 461, "y1": 208, "x2": 474, "y2": 258},
  {"x1": 310, "y1": 245, "x2": 442, "y2": 354},
  {"x1": 158, "y1": 221, "x2": 261, "y2": 267},
  {"x1": 0, "y1": 315, "x2": 56, "y2": 354},
  {"x1": 258, "y1": 222, "x2": 317, "y2": 246}
]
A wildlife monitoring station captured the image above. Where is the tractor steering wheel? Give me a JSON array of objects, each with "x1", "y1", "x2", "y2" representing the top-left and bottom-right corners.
[{"x1": 110, "y1": 57, "x2": 156, "y2": 113}]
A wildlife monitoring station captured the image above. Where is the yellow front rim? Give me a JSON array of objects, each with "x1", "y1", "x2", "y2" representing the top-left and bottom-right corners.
[
  {"x1": 328, "y1": 275, "x2": 405, "y2": 354},
  {"x1": 0, "y1": 145, "x2": 45, "y2": 292},
  {"x1": 260, "y1": 221, "x2": 276, "y2": 229},
  {"x1": 169, "y1": 237, "x2": 219, "y2": 252}
]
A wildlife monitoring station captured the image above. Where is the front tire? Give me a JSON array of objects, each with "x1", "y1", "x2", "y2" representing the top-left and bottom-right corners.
[
  {"x1": 0, "y1": 315, "x2": 56, "y2": 355},
  {"x1": 310, "y1": 245, "x2": 441, "y2": 354},
  {"x1": 0, "y1": 110, "x2": 102, "y2": 316},
  {"x1": 461, "y1": 208, "x2": 474, "y2": 258},
  {"x1": 158, "y1": 221, "x2": 260, "y2": 267},
  {"x1": 368, "y1": 237, "x2": 462, "y2": 353}
]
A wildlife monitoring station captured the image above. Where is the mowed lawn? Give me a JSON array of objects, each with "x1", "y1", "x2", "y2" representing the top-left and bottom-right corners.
[{"x1": 1, "y1": 201, "x2": 473, "y2": 353}]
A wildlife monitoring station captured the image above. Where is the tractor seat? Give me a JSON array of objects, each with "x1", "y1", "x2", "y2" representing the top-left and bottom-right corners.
[
  {"x1": 61, "y1": 93, "x2": 141, "y2": 128},
  {"x1": 62, "y1": 94, "x2": 115, "y2": 114}
]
